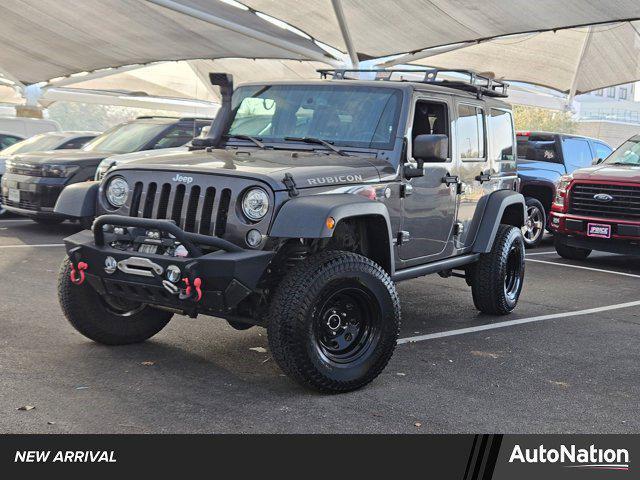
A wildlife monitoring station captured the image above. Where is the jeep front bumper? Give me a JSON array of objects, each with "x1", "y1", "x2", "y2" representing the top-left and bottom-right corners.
[{"x1": 63, "y1": 215, "x2": 274, "y2": 315}]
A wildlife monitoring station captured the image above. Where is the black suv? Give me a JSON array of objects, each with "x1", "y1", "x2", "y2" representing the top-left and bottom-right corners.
[
  {"x1": 517, "y1": 131, "x2": 612, "y2": 247},
  {"x1": 55, "y1": 70, "x2": 526, "y2": 392},
  {"x1": 1, "y1": 117, "x2": 210, "y2": 225}
]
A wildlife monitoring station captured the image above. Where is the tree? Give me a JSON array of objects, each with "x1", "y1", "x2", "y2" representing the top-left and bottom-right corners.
[{"x1": 512, "y1": 105, "x2": 577, "y2": 134}]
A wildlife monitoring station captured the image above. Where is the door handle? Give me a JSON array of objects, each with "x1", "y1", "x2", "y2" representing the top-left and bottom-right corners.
[{"x1": 475, "y1": 171, "x2": 492, "y2": 183}]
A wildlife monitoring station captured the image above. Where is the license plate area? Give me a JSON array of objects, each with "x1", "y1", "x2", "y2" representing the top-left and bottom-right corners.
[
  {"x1": 587, "y1": 223, "x2": 611, "y2": 239},
  {"x1": 8, "y1": 188, "x2": 20, "y2": 203}
]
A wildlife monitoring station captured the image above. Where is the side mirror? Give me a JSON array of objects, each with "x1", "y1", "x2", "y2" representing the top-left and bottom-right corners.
[{"x1": 404, "y1": 134, "x2": 449, "y2": 178}]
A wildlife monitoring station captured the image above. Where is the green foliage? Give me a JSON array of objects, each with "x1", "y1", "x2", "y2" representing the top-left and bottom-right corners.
[
  {"x1": 512, "y1": 105, "x2": 577, "y2": 134},
  {"x1": 47, "y1": 102, "x2": 183, "y2": 132}
]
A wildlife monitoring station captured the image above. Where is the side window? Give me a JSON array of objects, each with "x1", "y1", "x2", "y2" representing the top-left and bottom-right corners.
[
  {"x1": 489, "y1": 109, "x2": 514, "y2": 161},
  {"x1": 151, "y1": 125, "x2": 197, "y2": 149},
  {"x1": 562, "y1": 138, "x2": 593, "y2": 172},
  {"x1": 593, "y1": 142, "x2": 612, "y2": 161},
  {"x1": 410, "y1": 100, "x2": 449, "y2": 162},
  {"x1": 457, "y1": 104, "x2": 485, "y2": 160},
  {"x1": 0, "y1": 134, "x2": 22, "y2": 150}
]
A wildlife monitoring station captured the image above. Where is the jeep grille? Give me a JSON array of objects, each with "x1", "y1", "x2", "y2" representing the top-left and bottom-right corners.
[{"x1": 127, "y1": 181, "x2": 233, "y2": 236}]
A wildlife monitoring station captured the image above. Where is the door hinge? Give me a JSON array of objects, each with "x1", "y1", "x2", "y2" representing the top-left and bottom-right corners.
[
  {"x1": 453, "y1": 222, "x2": 464, "y2": 236},
  {"x1": 397, "y1": 231, "x2": 411, "y2": 245},
  {"x1": 400, "y1": 183, "x2": 413, "y2": 197}
]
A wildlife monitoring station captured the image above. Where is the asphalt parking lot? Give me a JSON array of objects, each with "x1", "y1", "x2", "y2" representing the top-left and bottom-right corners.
[{"x1": 1, "y1": 216, "x2": 638, "y2": 434}]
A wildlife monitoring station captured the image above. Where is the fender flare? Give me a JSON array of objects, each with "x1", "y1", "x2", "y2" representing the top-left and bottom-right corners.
[
  {"x1": 471, "y1": 190, "x2": 526, "y2": 254},
  {"x1": 54, "y1": 181, "x2": 99, "y2": 219},
  {"x1": 269, "y1": 194, "x2": 395, "y2": 272}
]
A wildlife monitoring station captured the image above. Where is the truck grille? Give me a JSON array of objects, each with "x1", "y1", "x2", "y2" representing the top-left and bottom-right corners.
[
  {"x1": 127, "y1": 181, "x2": 233, "y2": 236},
  {"x1": 570, "y1": 183, "x2": 640, "y2": 221}
]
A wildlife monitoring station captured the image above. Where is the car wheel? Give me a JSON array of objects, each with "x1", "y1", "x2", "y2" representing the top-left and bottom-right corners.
[
  {"x1": 267, "y1": 250, "x2": 400, "y2": 393},
  {"x1": 58, "y1": 257, "x2": 173, "y2": 345},
  {"x1": 522, "y1": 197, "x2": 546, "y2": 248},
  {"x1": 554, "y1": 236, "x2": 591, "y2": 260},
  {"x1": 471, "y1": 225, "x2": 525, "y2": 315}
]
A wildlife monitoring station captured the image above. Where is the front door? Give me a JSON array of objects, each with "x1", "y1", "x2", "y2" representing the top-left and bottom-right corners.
[{"x1": 399, "y1": 97, "x2": 458, "y2": 261}]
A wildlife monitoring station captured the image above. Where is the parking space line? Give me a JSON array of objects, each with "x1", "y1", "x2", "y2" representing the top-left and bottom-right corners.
[
  {"x1": 0, "y1": 244, "x2": 65, "y2": 249},
  {"x1": 397, "y1": 300, "x2": 640, "y2": 344},
  {"x1": 526, "y1": 258, "x2": 640, "y2": 279}
]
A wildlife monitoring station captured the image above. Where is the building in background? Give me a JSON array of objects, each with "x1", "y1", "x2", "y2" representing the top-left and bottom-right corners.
[{"x1": 574, "y1": 82, "x2": 640, "y2": 147}]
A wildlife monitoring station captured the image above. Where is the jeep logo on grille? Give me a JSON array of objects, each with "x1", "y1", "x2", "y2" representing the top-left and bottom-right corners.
[
  {"x1": 593, "y1": 193, "x2": 614, "y2": 202},
  {"x1": 172, "y1": 174, "x2": 194, "y2": 184}
]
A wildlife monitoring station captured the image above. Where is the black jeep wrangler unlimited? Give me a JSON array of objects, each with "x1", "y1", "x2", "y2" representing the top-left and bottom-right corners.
[{"x1": 55, "y1": 70, "x2": 526, "y2": 392}]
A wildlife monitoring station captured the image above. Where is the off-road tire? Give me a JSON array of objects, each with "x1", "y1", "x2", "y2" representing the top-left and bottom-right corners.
[
  {"x1": 58, "y1": 257, "x2": 173, "y2": 345},
  {"x1": 554, "y1": 236, "x2": 591, "y2": 260},
  {"x1": 522, "y1": 197, "x2": 546, "y2": 248},
  {"x1": 267, "y1": 251, "x2": 400, "y2": 393},
  {"x1": 34, "y1": 217, "x2": 64, "y2": 226},
  {"x1": 471, "y1": 225, "x2": 525, "y2": 315}
]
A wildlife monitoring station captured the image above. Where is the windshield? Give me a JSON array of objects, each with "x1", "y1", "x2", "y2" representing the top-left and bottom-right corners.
[
  {"x1": 0, "y1": 133, "x2": 65, "y2": 155},
  {"x1": 82, "y1": 122, "x2": 167, "y2": 154},
  {"x1": 227, "y1": 84, "x2": 402, "y2": 149},
  {"x1": 604, "y1": 137, "x2": 640, "y2": 166}
]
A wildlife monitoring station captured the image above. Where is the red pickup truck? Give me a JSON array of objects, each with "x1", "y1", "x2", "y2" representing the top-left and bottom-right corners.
[{"x1": 550, "y1": 134, "x2": 640, "y2": 259}]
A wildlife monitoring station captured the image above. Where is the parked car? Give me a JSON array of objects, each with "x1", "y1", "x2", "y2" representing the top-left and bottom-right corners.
[
  {"x1": 54, "y1": 70, "x2": 526, "y2": 392},
  {"x1": 0, "y1": 116, "x2": 211, "y2": 225},
  {"x1": 0, "y1": 117, "x2": 61, "y2": 150},
  {"x1": 0, "y1": 131, "x2": 100, "y2": 217},
  {"x1": 550, "y1": 134, "x2": 640, "y2": 258},
  {"x1": 517, "y1": 131, "x2": 612, "y2": 247}
]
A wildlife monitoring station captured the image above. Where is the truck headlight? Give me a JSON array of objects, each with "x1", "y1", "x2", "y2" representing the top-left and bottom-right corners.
[
  {"x1": 106, "y1": 176, "x2": 129, "y2": 208},
  {"x1": 241, "y1": 187, "x2": 269, "y2": 221},
  {"x1": 554, "y1": 174, "x2": 573, "y2": 207},
  {"x1": 42, "y1": 164, "x2": 79, "y2": 178}
]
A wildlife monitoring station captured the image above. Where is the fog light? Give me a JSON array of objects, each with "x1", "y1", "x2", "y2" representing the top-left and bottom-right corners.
[
  {"x1": 114, "y1": 227, "x2": 127, "y2": 235},
  {"x1": 104, "y1": 256, "x2": 117, "y2": 274},
  {"x1": 146, "y1": 230, "x2": 160, "y2": 239},
  {"x1": 246, "y1": 229, "x2": 263, "y2": 247},
  {"x1": 166, "y1": 265, "x2": 181, "y2": 283}
]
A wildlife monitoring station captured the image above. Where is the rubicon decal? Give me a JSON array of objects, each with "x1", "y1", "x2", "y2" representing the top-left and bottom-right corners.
[
  {"x1": 509, "y1": 444, "x2": 630, "y2": 471},
  {"x1": 307, "y1": 174, "x2": 364, "y2": 185}
]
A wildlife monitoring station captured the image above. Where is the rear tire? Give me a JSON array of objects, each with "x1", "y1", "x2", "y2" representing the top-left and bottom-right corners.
[
  {"x1": 58, "y1": 257, "x2": 173, "y2": 345},
  {"x1": 554, "y1": 236, "x2": 591, "y2": 260},
  {"x1": 522, "y1": 197, "x2": 546, "y2": 248},
  {"x1": 471, "y1": 225, "x2": 525, "y2": 315},
  {"x1": 267, "y1": 251, "x2": 400, "y2": 393}
]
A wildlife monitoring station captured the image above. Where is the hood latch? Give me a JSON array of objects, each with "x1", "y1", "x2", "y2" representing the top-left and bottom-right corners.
[{"x1": 282, "y1": 173, "x2": 299, "y2": 197}]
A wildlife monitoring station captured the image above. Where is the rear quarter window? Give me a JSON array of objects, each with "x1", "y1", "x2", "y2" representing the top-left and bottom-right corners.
[{"x1": 562, "y1": 137, "x2": 593, "y2": 172}]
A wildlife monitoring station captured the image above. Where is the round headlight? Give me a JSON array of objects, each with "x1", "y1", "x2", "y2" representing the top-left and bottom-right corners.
[
  {"x1": 106, "y1": 176, "x2": 129, "y2": 208},
  {"x1": 242, "y1": 188, "x2": 269, "y2": 221}
]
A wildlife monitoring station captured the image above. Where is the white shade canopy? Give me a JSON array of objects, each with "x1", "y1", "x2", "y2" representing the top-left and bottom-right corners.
[{"x1": 405, "y1": 23, "x2": 640, "y2": 95}]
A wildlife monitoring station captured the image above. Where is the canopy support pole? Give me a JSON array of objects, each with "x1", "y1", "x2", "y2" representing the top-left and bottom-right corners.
[
  {"x1": 45, "y1": 64, "x2": 150, "y2": 88},
  {"x1": 146, "y1": 0, "x2": 341, "y2": 66},
  {"x1": 331, "y1": 0, "x2": 358, "y2": 68},
  {"x1": 375, "y1": 42, "x2": 473, "y2": 68},
  {"x1": 567, "y1": 26, "x2": 594, "y2": 105}
]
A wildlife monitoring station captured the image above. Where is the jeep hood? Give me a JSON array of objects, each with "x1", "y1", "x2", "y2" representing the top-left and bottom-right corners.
[
  {"x1": 10, "y1": 149, "x2": 108, "y2": 165},
  {"x1": 113, "y1": 149, "x2": 388, "y2": 190},
  {"x1": 572, "y1": 164, "x2": 640, "y2": 182}
]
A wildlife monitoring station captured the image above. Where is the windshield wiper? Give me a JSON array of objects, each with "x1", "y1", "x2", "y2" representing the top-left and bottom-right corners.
[
  {"x1": 284, "y1": 136, "x2": 348, "y2": 156},
  {"x1": 224, "y1": 134, "x2": 265, "y2": 149}
]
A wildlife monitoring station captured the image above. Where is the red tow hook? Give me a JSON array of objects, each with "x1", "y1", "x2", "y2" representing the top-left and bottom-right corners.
[
  {"x1": 182, "y1": 277, "x2": 203, "y2": 302},
  {"x1": 70, "y1": 261, "x2": 88, "y2": 285}
]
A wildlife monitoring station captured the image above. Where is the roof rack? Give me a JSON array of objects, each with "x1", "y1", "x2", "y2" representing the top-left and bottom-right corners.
[{"x1": 317, "y1": 68, "x2": 509, "y2": 98}]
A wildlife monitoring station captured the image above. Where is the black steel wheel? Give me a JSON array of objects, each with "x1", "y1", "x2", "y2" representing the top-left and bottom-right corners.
[
  {"x1": 471, "y1": 225, "x2": 525, "y2": 315},
  {"x1": 268, "y1": 250, "x2": 399, "y2": 393}
]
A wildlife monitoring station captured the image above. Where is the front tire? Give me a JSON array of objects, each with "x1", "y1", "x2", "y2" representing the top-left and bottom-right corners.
[
  {"x1": 267, "y1": 251, "x2": 400, "y2": 393},
  {"x1": 58, "y1": 258, "x2": 173, "y2": 345},
  {"x1": 554, "y1": 236, "x2": 591, "y2": 260},
  {"x1": 522, "y1": 197, "x2": 546, "y2": 248},
  {"x1": 471, "y1": 225, "x2": 525, "y2": 315}
]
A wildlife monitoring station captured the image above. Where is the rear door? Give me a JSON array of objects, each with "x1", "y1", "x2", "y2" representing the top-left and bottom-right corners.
[{"x1": 454, "y1": 102, "x2": 495, "y2": 247}]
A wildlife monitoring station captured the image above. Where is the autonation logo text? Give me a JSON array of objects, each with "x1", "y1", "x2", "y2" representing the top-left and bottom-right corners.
[{"x1": 509, "y1": 444, "x2": 630, "y2": 471}]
